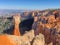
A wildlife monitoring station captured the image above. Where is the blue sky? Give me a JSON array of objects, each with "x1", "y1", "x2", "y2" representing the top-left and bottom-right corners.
[{"x1": 0, "y1": 0, "x2": 60, "y2": 10}]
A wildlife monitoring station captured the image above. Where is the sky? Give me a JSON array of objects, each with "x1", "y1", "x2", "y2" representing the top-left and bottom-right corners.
[{"x1": 0, "y1": 0, "x2": 60, "y2": 10}]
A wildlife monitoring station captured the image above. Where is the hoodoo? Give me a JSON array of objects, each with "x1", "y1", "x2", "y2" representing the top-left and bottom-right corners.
[{"x1": 13, "y1": 14, "x2": 21, "y2": 36}]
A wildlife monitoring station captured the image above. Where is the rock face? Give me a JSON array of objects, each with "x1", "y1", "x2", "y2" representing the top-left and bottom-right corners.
[
  {"x1": 32, "y1": 10, "x2": 60, "y2": 45},
  {"x1": 47, "y1": 15, "x2": 56, "y2": 23},
  {"x1": 0, "y1": 30, "x2": 45, "y2": 45},
  {"x1": 19, "y1": 30, "x2": 45, "y2": 45},
  {"x1": 23, "y1": 30, "x2": 35, "y2": 41},
  {"x1": 32, "y1": 33, "x2": 45, "y2": 45}
]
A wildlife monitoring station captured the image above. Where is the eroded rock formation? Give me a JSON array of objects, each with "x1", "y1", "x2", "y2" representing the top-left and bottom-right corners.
[{"x1": 0, "y1": 10, "x2": 60, "y2": 45}]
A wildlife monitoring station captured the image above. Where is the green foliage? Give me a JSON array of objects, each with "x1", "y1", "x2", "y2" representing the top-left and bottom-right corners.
[{"x1": 0, "y1": 17, "x2": 14, "y2": 34}]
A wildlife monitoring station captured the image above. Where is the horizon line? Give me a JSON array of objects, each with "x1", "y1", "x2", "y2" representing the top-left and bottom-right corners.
[{"x1": 0, "y1": 8, "x2": 60, "y2": 10}]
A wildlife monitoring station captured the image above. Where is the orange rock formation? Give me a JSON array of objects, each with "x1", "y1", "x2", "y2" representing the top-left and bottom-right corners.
[{"x1": 13, "y1": 15, "x2": 21, "y2": 36}]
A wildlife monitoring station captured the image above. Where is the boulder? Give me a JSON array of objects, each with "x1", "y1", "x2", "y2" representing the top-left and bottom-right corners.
[{"x1": 32, "y1": 33, "x2": 45, "y2": 45}]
